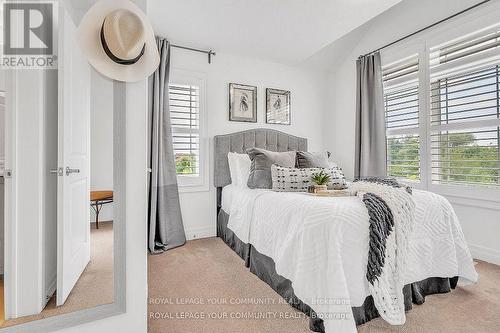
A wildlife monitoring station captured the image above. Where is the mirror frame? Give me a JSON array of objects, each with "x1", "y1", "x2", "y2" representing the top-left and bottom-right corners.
[{"x1": 0, "y1": 75, "x2": 127, "y2": 333}]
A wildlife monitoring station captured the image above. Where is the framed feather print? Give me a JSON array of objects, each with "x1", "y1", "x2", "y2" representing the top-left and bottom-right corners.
[
  {"x1": 229, "y1": 83, "x2": 257, "y2": 122},
  {"x1": 266, "y1": 88, "x2": 291, "y2": 125}
]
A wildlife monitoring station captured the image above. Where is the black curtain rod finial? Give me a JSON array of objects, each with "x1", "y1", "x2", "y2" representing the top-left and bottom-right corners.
[{"x1": 208, "y1": 50, "x2": 216, "y2": 64}]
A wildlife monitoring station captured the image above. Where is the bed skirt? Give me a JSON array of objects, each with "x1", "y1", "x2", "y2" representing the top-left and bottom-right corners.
[{"x1": 217, "y1": 208, "x2": 458, "y2": 331}]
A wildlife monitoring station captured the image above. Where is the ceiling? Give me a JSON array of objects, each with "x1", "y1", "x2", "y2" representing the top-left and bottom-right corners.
[{"x1": 148, "y1": 0, "x2": 402, "y2": 66}]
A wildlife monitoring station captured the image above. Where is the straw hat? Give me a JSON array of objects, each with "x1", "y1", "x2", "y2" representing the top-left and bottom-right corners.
[{"x1": 78, "y1": 0, "x2": 160, "y2": 82}]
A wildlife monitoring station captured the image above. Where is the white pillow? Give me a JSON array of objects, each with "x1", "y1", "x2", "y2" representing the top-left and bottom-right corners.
[
  {"x1": 327, "y1": 152, "x2": 339, "y2": 168},
  {"x1": 228, "y1": 152, "x2": 240, "y2": 185},
  {"x1": 227, "y1": 152, "x2": 251, "y2": 187},
  {"x1": 235, "y1": 153, "x2": 251, "y2": 187}
]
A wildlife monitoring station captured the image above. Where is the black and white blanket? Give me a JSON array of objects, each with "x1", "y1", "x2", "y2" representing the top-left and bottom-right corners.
[{"x1": 350, "y1": 177, "x2": 415, "y2": 325}]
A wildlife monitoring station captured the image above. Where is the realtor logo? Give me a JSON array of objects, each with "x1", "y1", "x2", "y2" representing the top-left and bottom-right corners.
[{"x1": 1, "y1": 0, "x2": 57, "y2": 68}]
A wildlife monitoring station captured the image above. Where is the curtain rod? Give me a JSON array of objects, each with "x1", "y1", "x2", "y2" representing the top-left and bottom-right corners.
[
  {"x1": 360, "y1": 0, "x2": 491, "y2": 58},
  {"x1": 171, "y1": 44, "x2": 216, "y2": 64}
]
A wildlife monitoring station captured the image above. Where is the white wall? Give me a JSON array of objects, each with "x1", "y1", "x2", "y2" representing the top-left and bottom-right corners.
[
  {"x1": 170, "y1": 48, "x2": 329, "y2": 239},
  {"x1": 90, "y1": 69, "x2": 114, "y2": 223},
  {"x1": 325, "y1": 0, "x2": 500, "y2": 265}
]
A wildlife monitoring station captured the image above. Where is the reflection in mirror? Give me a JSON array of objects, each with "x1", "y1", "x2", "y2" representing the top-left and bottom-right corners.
[{"x1": 0, "y1": 6, "x2": 115, "y2": 329}]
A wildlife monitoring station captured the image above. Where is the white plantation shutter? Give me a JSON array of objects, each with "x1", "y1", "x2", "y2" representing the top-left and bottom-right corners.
[
  {"x1": 383, "y1": 55, "x2": 421, "y2": 181},
  {"x1": 170, "y1": 83, "x2": 200, "y2": 177},
  {"x1": 429, "y1": 25, "x2": 500, "y2": 187},
  {"x1": 430, "y1": 27, "x2": 500, "y2": 69}
]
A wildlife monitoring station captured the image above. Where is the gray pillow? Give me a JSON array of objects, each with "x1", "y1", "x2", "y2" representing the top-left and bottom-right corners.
[
  {"x1": 296, "y1": 151, "x2": 330, "y2": 168},
  {"x1": 246, "y1": 148, "x2": 296, "y2": 189}
]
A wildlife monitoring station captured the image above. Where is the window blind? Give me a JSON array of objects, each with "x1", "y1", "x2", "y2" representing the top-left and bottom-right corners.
[
  {"x1": 387, "y1": 134, "x2": 420, "y2": 180},
  {"x1": 430, "y1": 28, "x2": 500, "y2": 68},
  {"x1": 382, "y1": 58, "x2": 418, "y2": 84},
  {"x1": 430, "y1": 27, "x2": 500, "y2": 187},
  {"x1": 385, "y1": 82, "x2": 419, "y2": 129},
  {"x1": 430, "y1": 128, "x2": 500, "y2": 186},
  {"x1": 383, "y1": 55, "x2": 421, "y2": 181},
  {"x1": 430, "y1": 66, "x2": 500, "y2": 125},
  {"x1": 169, "y1": 83, "x2": 200, "y2": 176}
]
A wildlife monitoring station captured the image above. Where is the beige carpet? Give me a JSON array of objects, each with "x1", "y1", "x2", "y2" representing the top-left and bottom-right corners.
[
  {"x1": 148, "y1": 237, "x2": 500, "y2": 333},
  {"x1": 2, "y1": 221, "x2": 114, "y2": 328}
]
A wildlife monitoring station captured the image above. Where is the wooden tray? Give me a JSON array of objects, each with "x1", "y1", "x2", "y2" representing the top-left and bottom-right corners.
[{"x1": 307, "y1": 190, "x2": 352, "y2": 197}]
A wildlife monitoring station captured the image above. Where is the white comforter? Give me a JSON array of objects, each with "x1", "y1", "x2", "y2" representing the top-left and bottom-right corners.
[{"x1": 223, "y1": 185, "x2": 478, "y2": 333}]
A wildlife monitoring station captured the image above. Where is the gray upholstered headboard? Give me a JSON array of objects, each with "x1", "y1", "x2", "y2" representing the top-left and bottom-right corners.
[{"x1": 214, "y1": 129, "x2": 308, "y2": 188}]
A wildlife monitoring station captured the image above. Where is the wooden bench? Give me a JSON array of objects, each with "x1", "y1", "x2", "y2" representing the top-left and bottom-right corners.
[{"x1": 90, "y1": 190, "x2": 114, "y2": 229}]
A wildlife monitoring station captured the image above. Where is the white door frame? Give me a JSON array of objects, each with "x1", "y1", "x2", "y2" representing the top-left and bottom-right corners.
[{"x1": 3, "y1": 68, "x2": 52, "y2": 319}]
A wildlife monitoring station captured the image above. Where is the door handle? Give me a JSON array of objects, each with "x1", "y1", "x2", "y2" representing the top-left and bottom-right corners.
[
  {"x1": 66, "y1": 167, "x2": 80, "y2": 176},
  {"x1": 49, "y1": 168, "x2": 63, "y2": 176}
]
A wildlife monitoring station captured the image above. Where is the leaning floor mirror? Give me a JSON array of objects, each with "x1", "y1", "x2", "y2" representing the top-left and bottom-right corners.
[{"x1": 0, "y1": 0, "x2": 126, "y2": 332}]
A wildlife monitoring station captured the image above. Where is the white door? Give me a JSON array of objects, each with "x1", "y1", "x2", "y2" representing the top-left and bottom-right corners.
[{"x1": 56, "y1": 7, "x2": 91, "y2": 306}]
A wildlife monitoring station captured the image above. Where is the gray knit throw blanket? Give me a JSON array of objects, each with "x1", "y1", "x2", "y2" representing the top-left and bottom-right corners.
[{"x1": 350, "y1": 178, "x2": 416, "y2": 325}]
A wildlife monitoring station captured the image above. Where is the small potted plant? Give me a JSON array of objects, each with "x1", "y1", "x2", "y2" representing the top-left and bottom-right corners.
[{"x1": 310, "y1": 170, "x2": 331, "y2": 193}]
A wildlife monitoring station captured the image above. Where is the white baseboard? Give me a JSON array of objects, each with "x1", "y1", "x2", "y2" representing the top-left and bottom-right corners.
[
  {"x1": 469, "y1": 243, "x2": 500, "y2": 266},
  {"x1": 90, "y1": 220, "x2": 113, "y2": 225},
  {"x1": 90, "y1": 209, "x2": 114, "y2": 223},
  {"x1": 185, "y1": 226, "x2": 215, "y2": 241}
]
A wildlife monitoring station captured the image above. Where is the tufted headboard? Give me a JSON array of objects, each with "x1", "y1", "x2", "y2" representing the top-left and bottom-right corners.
[{"x1": 214, "y1": 129, "x2": 308, "y2": 188}]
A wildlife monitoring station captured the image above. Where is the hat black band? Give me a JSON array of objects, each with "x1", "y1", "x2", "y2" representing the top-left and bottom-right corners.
[{"x1": 100, "y1": 21, "x2": 145, "y2": 65}]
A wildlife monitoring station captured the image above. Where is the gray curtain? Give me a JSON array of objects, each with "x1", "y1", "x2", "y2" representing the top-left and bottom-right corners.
[
  {"x1": 354, "y1": 52, "x2": 387, "y2": 179},
  {"x1": 148, "y1": 36, "x2": 186, "y2": 254}
]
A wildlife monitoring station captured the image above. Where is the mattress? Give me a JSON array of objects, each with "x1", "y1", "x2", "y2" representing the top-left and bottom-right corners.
[{"x1": 221, "y1": 184, "x2": 478, "y2": 333}]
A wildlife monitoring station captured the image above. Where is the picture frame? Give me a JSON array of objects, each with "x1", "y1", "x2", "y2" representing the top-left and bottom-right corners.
[
  {"x1": 229, "y1": 83, "x2": 257, "y2": 122},
  {"x1": 266, "y1": 88, "x2": 291, "y2": 125}
]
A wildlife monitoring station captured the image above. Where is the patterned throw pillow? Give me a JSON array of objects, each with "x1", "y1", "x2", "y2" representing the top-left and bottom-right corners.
[{"x1": 271, "y1": 165, "x2": 346, "y2": 192}]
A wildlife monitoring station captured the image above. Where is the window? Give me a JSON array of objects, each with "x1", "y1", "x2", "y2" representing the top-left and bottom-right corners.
[
  {"x1": 382, "y1": 23, "x2": 500, "y2": 190},
  {"x1": 383, "y1": 55, "x2": 421, "y2": 181},
  {"x1": 170, "y1": 83, "x2": 200, "y2": 176},
  {"x1": 429, "y1": 26, "x2": 500, "y2": 187},
  {"x1": 169, "y1": 70, "x2": 208, "y2": 190},
  {"x1": 430, "y1": 127, "x2": 499, "y2": 186}
]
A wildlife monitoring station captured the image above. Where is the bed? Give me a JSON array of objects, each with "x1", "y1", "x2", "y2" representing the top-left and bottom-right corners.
[{"x1": 214, "y1": 129, "x2": 478, "y2": 333}]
